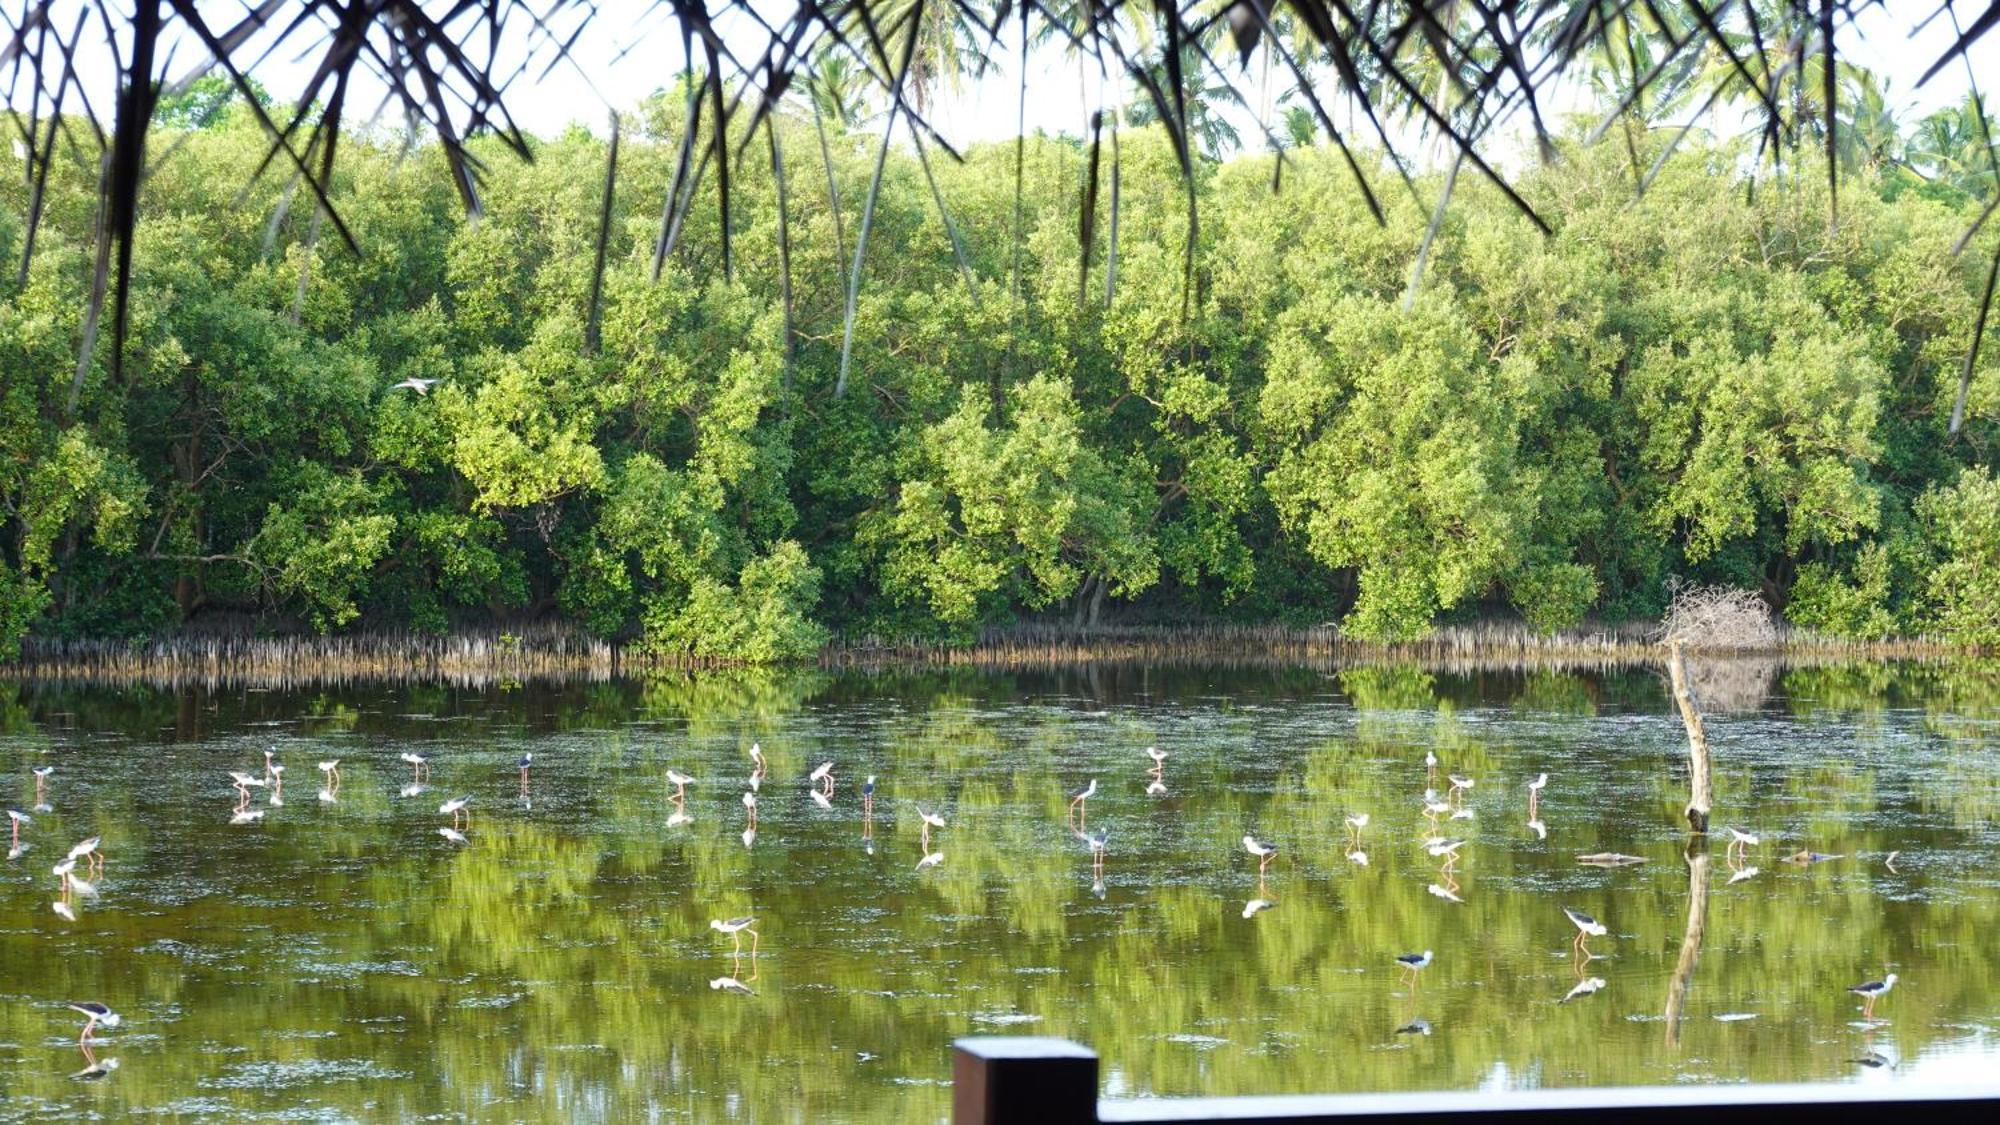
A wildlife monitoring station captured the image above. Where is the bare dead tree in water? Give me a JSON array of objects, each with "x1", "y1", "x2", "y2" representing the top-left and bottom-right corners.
[
  {"x1": 1667, "y1": 640, "x2": 1713, "y2": 834},
  {"x1": 2, "y1": 2, "x2": 1997, "y2": 401}
]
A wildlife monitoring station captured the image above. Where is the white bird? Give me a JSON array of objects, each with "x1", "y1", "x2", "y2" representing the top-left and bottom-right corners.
[
  {"x1": 1145, "y1": 747, "x2": 1166, "y2": 765},
  {"x1": 227, "y1": 771, "x2": 266, "y2": 789},
  {"x1": 67, "y1": 836, "x2": 102, "y2": 879},
  {"x1": 317, "y1": 759, "x2": 341, "y2": 781},
  {"x1": 1448, "y1": 774, "x2": 1475, "y2": 793},
  {"x1": 399, "y1": 752, "x2": 429, "y2": 781},
  {"x1": 1421, "y1": 790, "x2": 1453, "y2": 817},
  {"x1": 1242, "y1": 898, "x2": 1276, "y2": 919},
  {"x1": 438, "y1": 796, "x2": 471, "y2": 830},
  {"x1": 915, "y1": 851, "x2": 944, "y2": 871},
  {"x1": 1528, "y1": 773, "x2": 1549, "y2": 793},
  {"x1": 742, "y1": 791, "x2": 758, "y2": 825},
  {"x1": 1243, "y1": 835, "x2": 1278, "y2": 874},
  {"x1": 1424, "y1": 750, "x2": 1437, "y2": 771},
  {"x1": 1563, "y1": 905, "x2": 1608, "y2": 956},
  {"x1": 1724, "y1": 826, "x2": 1760, "y2": 861},
  {"x1": 1425, "y1": 837, "x2": 1467, "y2": 858},
  {"x1": 391, "y1": 377, "x2": 439, "y2": 394},
  {"x1": 709, "y1": 976, "x2": 754, "y2": 995},
  {"x1": 810, "y1": 761, "x2": 835, "y2": 795},
  {"x1": 916, "y1": 804, "x2": 946, "y2": 852},
  {"x1": 710, "y1": 916, "x2": 759, "y2": 954},
  {"x1": 6, "y1": 808, "x2": 28, "y2": 848},
  {"x1": 438, "y1": 827, "x2": 468, "y2": 845},
  {"x1": 666, "y1": 769, "x2": 693, "y2": 802},
  {"x1": 230, "y1": 809, "x2": 265, "y2": 825}
]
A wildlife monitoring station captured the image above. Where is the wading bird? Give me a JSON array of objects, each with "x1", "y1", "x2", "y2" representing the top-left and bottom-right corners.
[
  {"x1": 1243, "y1": 835, "x2": 1278, "y2": 875},
  {"x1": 1724, "y1": 826, "x2": 1760, "y2": 862},
  {"x1": 748, "y1": 743, "x2": 766, "y2": 783},
  {"x1": 518, "y1": 753, "x2": 532, "y2": 789},
  {"x1": 263, "y1": 748, "x2": 278, "y2": 785},
  {"x1": 1395, "y1": 950, "x2": 1433, "y2": 986},
  {"x1": 1422, "y1": 789, "x2": 1453, "y2": 819},
  {"x1": 1424, "y1": 750, "x2": 1437, "y2": 777},
  {"x1": 439, "y1": 796, "x2": 471, "y2": 831},
  {"x1": 67, "y1": 836, "x2": 102, "y2": 880},
  {"x1": 67, "y1": 1002, "x2": 120, "y2": 1044},
  {"x1": 7, "y1": 809, "x2": 27, "y2": 848},
  {"x1": 917, "y1": 805, "x2": 946, "y2": 853},
  {"x1": 1084, "y1": 828, "x2": 1108, "y2": 879},
  {"x1": 52, "y1": 856, "x2": 77, "y2": 894},
  {"x1": 1849, "y1": 973, "x2": 1898, "y2": 1020},
  {"x1": 742, "y1": 791, "x2": 758, "y2": 831},
  {"x1": 1345, "y1": 812, "x2": 1369, "y2": 847},
  {"x1": 33, "y1": 766, "x2": 52, "y2": 807},
  {"x1": 1527, "y1": 773, "x2": 1548, "y2": 815},
  {"x1": 711, "y1": 916, "x2": 759, "y2": 955},
  {"x1": 317, "y1": 760, "x2": 341, "y2": 791},
  {"x1": 1447, "y1": 774, "x2": 1474, "y2": 805},
  {"x1": 399, "y1": 752, "x2": 430, "y2": 783},
  {"x1": 1067, "y1": 779, "x2": 1097, "y2": 830},
  {"x1": 810, "y1": 761, "x2": 835, "y2": 797},
  {"x1": 915, "y1": 850, "x2": 944, "y2": 872},
  {"x1": 1563, "y1": 906, "x2": 1608, "y2": 958},
  {"x1": 863, "y1": 776, "x2": 876, "y2": 819},
  {"x1": 666, "y1": 769, "x2": 693, "y2": 804}
]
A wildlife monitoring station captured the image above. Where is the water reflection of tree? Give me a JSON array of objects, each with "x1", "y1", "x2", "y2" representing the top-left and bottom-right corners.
[{"x1": 1664, "y1": 846, "x2": 1709, "y2": 1049}]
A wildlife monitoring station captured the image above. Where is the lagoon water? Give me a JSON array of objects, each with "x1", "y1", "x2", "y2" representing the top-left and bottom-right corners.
[{"x1": 2, "y1": 661, "x2": 1997, "y2": 1120}]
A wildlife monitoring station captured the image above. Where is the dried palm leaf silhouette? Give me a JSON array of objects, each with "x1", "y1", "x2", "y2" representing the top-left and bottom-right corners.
[{"x1": 3, "y1": 2, "x2": 1996, "y2": 416}]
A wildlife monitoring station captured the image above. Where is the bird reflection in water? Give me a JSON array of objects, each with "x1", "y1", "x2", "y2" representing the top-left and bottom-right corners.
[
  {"x1": 917, "y1": 805, "x2": 946, "y2": 854},
  {"x1": 710, "y1": 976, "x2": 754, "y2": 996},
  {"x1": 1145, "y1": 747, "x2": 1167, "y2": 795},
  {"x1": 1394, "y1": 1018, "x2": 1432, "y2": 1037},
  {"x1": 229, "y1": 809, "x2": 264, "y2": 826},
  {"x1": 915, "y1": 850, "x2": 943, "y2": 872},
  {"x1": 1242, "y1": 896, "x2": 1276, "y2": 919},
  {"x1": 399, "y1": 783, "x2": 425, "y2": 799},
  {"x1": 34, "y1": 766, "x2": 54, "y2": 811},
  {"x1": 862, "y1": 776, "x2": 876, "y2": 850},
  {"x1": 439, "y1": 827, "x2": 468, "y2": 845},
  {"x1": 7, "y1": 808, "x2": 28, "y2": 853},
  {"x1": 1726, "y1": 864, "x2": 1760, "y2": 885},
  {"x1": 1067, "y1": 779, "x2": 1097, "y2": 832},
  {"x1": 1345, "y1": 813, "x2": 1369, "y2": 850},
  {"x1": 1527, "y1": 818, "x2": 1547, "y2": 841},
  {"x1": 1559, "y1": 976, "x2": 1608, "y2": 1004}
]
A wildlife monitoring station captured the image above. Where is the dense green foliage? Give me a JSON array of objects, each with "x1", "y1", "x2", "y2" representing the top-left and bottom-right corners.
[{"x1": 1, "y1": 95, "x2": 1996, "y2": 661}]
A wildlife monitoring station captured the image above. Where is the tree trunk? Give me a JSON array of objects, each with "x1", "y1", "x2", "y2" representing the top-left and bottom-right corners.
[{"x1": 1667, "y1": 641, "x2": 1712, "y2": 833}]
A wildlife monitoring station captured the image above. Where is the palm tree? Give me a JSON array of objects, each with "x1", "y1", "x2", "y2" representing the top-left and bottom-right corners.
[
  {"x1": 807, "y1": 51, "x2": 879, "y2": 131},
  {"x1": 1910, "y1": 94, "x2": 1998, "y2": 199},
  {"x1": 1834, "y1": 66, "x2": 1902, "y2": 176},
  {"x1": 1124, "y1": 44, "x2": 1243, "y2": 161}
]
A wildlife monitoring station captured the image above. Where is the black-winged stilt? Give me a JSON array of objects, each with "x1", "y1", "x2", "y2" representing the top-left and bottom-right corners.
[
  {"x1": 7, "y1": 809, "x2": 27, "y2": 848},
  {"x1": 1724, "y1": 826, "x2": 1759, "y2": 861},
  {"x1": 1067, "y1": 779, "x2": 1097, "y2": 830},
  {"x1": 1243, "y1": 835, "x2": 1278, "y2": 874},
  {"x1": 711, "y1": 916, "x2": 759, "y2": 955},
  {"x1": 439, "y1": 796, "x2": 471, "y2": 830},
  {"x1": 67, "y1": 836, "x2": 102, "y2": 880},
  {"x1": 916, "y1": 805, "x2": 946, "y2": 852},
  {"x1": 810, "y1": 761, "x2": 835, "y2": 797},
  {"x1": 67, "y1": 1002, "x2": 120, "y2": 1044},
  {"x1": 1395, "y1": 950, "x2": 1433, "y2": 985},
  {"x1": 400, "y1": 752, "x2": 429, "y2": 782},
  {"x1": 1849, "y1": 973, "x2": 1897, "y2": 1019},
  {"x1": 1345, "y1": 812, "x2": 1369, "y2": 847},
  {"x1": 666, "y1": 769, "x2": 693, "y2": 804},
  {"x1": 1563, "y1": 906, "x2": 1608, "y2": 957}
]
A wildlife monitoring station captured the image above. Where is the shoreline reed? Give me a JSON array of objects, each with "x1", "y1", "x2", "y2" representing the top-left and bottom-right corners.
[{"x1": 0, "y1": 622, "x2": 1979, "y2": 690}]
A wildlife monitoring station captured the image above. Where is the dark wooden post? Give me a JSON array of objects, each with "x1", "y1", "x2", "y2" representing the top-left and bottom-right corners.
[{"x1": 953, "y1": 1037, "x2": 1099, "y2": 1125}]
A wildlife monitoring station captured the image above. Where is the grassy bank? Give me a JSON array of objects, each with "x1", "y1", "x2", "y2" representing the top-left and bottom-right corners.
[{"x1": 1, "y1": 622, "x2": 1978, "y2": 690}]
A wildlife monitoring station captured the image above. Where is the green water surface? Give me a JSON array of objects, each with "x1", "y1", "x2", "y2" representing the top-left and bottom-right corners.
[{"x1": 2, "y1": 661, "x2": 1997, "y2": 1121}]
